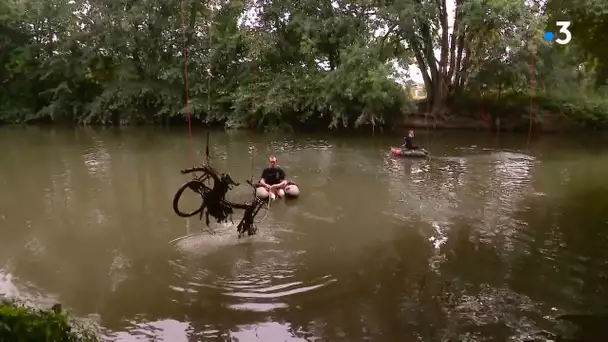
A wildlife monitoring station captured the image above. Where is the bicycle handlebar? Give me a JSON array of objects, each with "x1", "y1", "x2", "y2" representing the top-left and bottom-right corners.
[
  {"x1": 180, "y1": 167, "x2": 207, "y2": 174},
  {"x1": 180, "y1": 165, "x2": 251, "y2": 189},
  {"x1": 222, "y1": 173, "x2": 239, "y2": 186}
]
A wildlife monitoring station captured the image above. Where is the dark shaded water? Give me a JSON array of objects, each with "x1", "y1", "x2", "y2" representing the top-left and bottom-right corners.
[{"x1": 1, "y1": 126, "x2": 607, "y2": 341}]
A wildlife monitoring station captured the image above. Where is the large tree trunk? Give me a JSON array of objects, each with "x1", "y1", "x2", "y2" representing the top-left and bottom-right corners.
[
  {"x1": 384, "y1": 0, "x2": 483, "y2": 118},
  {"x1": 408, "y1": 0, "x2": 463, "y2": 118}
]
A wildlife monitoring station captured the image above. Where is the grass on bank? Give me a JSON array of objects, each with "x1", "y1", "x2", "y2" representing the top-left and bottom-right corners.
[{"x1": 0, "y1": 299, "x2": 98, "y2": 342}]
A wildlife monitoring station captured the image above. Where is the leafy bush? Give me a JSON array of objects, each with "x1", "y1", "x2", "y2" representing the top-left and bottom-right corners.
[
  {"x1": 0, "y1": 300, "x2": 97, "y2": 342},
  {"x1": 452, "y1": 90, "x2": 608, "y2": 129}
]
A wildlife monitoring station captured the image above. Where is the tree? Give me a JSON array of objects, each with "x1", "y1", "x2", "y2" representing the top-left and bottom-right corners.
[
  {"x1": 545, "y1": 0, "x2": 608, "y2": 87},
  {"x1": 377, "y1": 0, "x2": 539, "y2": 116},
  {"x1": 0, "y1": 0, "x2": 606, "y2": 129}
]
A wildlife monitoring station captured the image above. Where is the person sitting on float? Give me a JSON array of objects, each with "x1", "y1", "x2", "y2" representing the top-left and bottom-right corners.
[
  {"x1": 402, "y1": 129, "x2": 419, "y2": 150},
  {"x1": 258, "y1": 155, "x2": 288, "y2": 199}
]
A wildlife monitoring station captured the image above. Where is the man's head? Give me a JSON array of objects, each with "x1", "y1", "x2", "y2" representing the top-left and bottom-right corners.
[
  {"x1": 269, "y1": 155, "x2": 277, "y2": 167},
  {"x1": 408, "y1": 129, "x2": 415, "y2": 138}
]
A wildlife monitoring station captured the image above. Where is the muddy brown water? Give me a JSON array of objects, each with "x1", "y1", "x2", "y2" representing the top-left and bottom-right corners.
[{"x1": 1, "y1": 126, "x2": 607, "y2": 341}]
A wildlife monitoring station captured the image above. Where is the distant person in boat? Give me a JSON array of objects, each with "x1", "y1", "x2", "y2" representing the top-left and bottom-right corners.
[
  {"x1": 259, "y1": 155, "x2": 288, "y2": 198},
  {"x1": 402, "y1": 129, "x2": 420, "y2": 150}
]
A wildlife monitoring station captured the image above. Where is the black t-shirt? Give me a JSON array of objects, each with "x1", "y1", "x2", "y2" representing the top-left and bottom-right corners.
[
  {"x1": 403, "y1": 136, "x2": 414, "y2": 149},
  {"x1": 261, "y1": 167, "x2": 285, "y2": 185}
]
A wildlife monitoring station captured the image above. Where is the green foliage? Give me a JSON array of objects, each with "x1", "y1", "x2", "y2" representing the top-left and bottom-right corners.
[
  {"x1": 452, "y1": 90, "x2": 608, "y2": 130},
  {"x1": 545, "y1": 0, "x2": 608, "y2": 87},
  {"x1": 537, "y1": 93, "x2": 608, "y2": 129},
  {"x1": 0, "y1": 300, "x2": 98, "y2": 342},
  {"x1": 1, "y1": 0, "x2": 607, "y2": 130},
  {"x1": 0, "y1": 0, "x2": 413, "y2": 130}
]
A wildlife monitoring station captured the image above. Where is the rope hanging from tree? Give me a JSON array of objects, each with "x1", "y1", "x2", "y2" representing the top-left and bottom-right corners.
[
  {"x1": 172, "y1": 0, "x2": 269, "y2": 238},
  {"x1": 179, "y1": 0, "x2": 194, "y2": 169},
  {"x1": 249, "y1": 0, "x2": 259, "y2": 183}
]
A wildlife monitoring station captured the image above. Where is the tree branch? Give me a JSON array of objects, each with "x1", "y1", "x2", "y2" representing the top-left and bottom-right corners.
[
  {"x1": 409, "y1": 36, "x2": 432, "y2": 90},
  {"x1": 379, "y1": 23, "x2": 399, "y2": 48},
  {"x1": 453, "y1": 27, "x2": 467, "y2": 87},
  {"x1": 447, "y1": 0, "x2": 462, "y2": 82}
]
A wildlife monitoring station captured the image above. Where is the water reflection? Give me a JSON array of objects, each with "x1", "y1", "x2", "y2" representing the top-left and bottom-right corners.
[
  {"x1": 106, "y1": 319, "x2": 192, "y2": 342},
  {"x1": 1, "y1": 127, "x2": 607, "y2": 340}
]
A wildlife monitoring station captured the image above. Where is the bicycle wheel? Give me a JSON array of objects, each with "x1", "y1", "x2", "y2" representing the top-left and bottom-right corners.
[{"x1": 172, "y1": 179, "x2": 210, "y2": 217}]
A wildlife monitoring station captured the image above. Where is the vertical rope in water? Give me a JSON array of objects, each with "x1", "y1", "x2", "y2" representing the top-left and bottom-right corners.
[
  {"x1": 477, "y1": 83, "x2": 490, "y2": 134},
  {"x1": 179, "y1": 0, "x2": 194, "y2": 169},
  {"x1": 207, "y1": 9, "x2": 212, "y2": 164}
]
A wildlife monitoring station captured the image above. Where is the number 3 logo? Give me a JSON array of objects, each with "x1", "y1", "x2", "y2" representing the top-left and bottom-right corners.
[{"x1": 555, "y1": 21, "x2": 572, "y2": 45}]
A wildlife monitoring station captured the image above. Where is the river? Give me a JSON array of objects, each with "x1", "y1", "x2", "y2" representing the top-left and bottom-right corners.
[{"x1": 1, "y1": 126, "x2": 607, "y2": 341}]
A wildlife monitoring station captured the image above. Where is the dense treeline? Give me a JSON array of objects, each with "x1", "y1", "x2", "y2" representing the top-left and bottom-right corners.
[{"x1": 1, "y1": 0, "x2": 607, "y2": 130}]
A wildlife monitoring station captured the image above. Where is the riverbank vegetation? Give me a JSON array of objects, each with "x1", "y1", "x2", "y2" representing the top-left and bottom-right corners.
[
  {"x1": 1, "y1": 0, "x2": 607, "y2": 131},
  {"x1": 0, "y1": 300, "x2": 98, "y2": 341}
]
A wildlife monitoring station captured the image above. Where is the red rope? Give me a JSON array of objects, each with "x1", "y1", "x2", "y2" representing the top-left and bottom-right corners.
[
  {"x1": 477, "y1": 88, "x2": 490, "y2": 133},
  {"x1": 179, "y1": 0, "x2": 194, "y2": 167}
]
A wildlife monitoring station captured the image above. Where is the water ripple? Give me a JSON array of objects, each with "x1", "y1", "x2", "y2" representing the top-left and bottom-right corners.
[
  {"x1": 212, "y1": 273, "x2": 335, "y2": 312},
  {"x1": 105, "y1": 319, "x2": 192, "y2": 342},
  {"x1": 82, "y1": 143, "x2": 111, "y2": 179}
]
